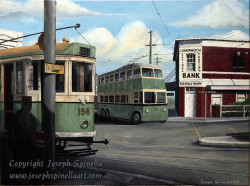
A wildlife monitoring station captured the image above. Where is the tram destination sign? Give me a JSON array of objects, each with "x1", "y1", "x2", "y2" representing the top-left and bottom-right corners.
[{"x1": 44, "y1": 63, "x2": 64, "y2": 74}]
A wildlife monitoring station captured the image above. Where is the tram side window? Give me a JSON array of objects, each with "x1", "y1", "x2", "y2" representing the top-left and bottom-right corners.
[
  {"x1": 115, "y1": 95, "x2": 120, "y2": 103},
  {"x1": 133, "y1": 68, "x2": 141, "y2": 78},
  {"x1": 16, "y1": 62, "x2": 25, "y2": 94},
  {"x1": 72, "y1": 62, "x2": 93, "y2": 92},
  {"x1": 142, "y1": 68, "x2": 154, "y2": 77},
  {"x1": 144, "y1": 92, "x2": 156, "y2": 103},
  {"x1": 154, "y1": 69, "x2": 163, "y2": 78},
  {"x1": 157, "y1": 92, "x2": 166, "y2": 103},
  {"x1": 56, "y1": 61, "x2": 65, "y2": 92},
  {"x1": 27, "y1": 61, "x2": 39, "y2": 90}
]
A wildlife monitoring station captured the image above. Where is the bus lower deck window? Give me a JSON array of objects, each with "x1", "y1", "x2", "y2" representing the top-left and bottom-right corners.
[
  {"x1": 157, "y1": 92, "x2": 166, "y2": 103},
  {"x1": 144, "y1": 92, "x2": 155, "y2": 103},
  {"x1": 109, "y1": 95, "x2": 114, "y2": 103},
  {"x1": 134, "y1": 92, "x2": 139, "y2": 103},
  {"x1": 56, "y1": 61, "x2": 65, "y2": 92},
  {"x1": 72, "y1": 62, "x2": 93, "y2": 92},
  {"x1": 115, "y1": 95, "x2": 120, "y2": 103},
  {"x1": 121, "y1": 95, "x2": 126, "y2": 103},
  {"x1": 104, "y1": 96, "x2": 108, "y2": 102},
  {"x1": 100, "y1": 96, "x2": 104, "y2": 102},
  {"x1": 16, "y1": 62, "x2": 24, "y2": 94}
]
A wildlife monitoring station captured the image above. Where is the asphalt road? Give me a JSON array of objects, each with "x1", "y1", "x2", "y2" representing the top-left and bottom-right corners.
[
  {"x1": 1, "y1": 118, "x2": 248, "y2": 185},
  {"x1": 76, "y1": 118, "x2": 249, "y2": 185}
]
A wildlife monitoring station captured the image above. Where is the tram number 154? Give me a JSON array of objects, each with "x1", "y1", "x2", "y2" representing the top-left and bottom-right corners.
[{"x1": 78, "y1": 108, "x2": 90, "y2": 116}]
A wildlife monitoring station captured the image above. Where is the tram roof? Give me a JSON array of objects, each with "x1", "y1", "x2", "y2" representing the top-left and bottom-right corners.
[
  {"x1": 100, "y1": 63, "x2": 161, "y2": 76},
  {"x1": 0, "y1": 42, "x2": 96, "y2": 60}
]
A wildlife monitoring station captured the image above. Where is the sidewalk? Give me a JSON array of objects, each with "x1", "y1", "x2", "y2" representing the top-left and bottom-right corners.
[{"x1": 168, "y1": 109, "x2": 250, "y2": 148}]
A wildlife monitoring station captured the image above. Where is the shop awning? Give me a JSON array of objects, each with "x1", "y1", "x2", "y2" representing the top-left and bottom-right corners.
[{"x1": 206, "y1": 85, "x2": 250, "y2": 91}]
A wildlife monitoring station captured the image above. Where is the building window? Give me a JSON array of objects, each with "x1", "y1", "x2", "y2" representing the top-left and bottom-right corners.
[
  {"x1": 233, "y1": 55, "x2": 244, "y2": 72},
  {"x1": 187, "y1": 53, "x2": 195, "y2": 71},
  {"x1": 237, "y1": 92, "x2": 246, "y2": 102}
]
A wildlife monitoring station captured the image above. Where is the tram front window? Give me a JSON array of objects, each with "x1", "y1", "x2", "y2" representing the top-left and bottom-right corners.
[
  {"x1": 72, "y1": 62, "x2": 93, "y2": 92},
  {"x1": 56, "y1": 61, "x2": 65, "y2": 92},
  {"x1": 27, "y1": 61, "x2": 39, "y2": 90},
  {"x1": 16, "y1": 62, "x2": 24, "y2": 94}
]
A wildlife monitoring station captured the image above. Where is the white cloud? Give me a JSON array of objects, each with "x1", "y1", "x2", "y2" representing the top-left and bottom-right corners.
[
  {"x1": 71, "y1": 21, "x2": 173, "y2": 74},
  {"x1": 0, "y1": 0, "x2": 106, "y2": 21},
  {"x1": 173, "y1": 0, "x2": 249, "y2": 29},
  {"x1": 212, "y1": 30, "x2": 249, "y2": 40}
]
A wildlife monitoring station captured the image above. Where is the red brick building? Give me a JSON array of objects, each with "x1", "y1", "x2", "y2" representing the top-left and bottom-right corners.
[{"x1": 173, "y1": 38, "x2": 250, "y2": 117}]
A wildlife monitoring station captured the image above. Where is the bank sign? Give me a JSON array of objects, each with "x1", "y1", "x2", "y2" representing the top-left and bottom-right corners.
[{"x1": 179, "y1": 47, "x2": 202, "y2": 81}]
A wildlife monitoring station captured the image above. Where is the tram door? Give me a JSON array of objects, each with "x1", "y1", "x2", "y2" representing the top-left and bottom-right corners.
[
  {"x1": 5, "y1": 64, "x2": 13, "y2": 130},
  {"x1": 185, "y1": 87, "x2": 197, "y2": 117}
]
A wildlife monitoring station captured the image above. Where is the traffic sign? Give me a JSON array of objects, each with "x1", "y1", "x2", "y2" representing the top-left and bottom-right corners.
[{"x1": 44, "y1": 63, "x2": 64, "y2": 74}]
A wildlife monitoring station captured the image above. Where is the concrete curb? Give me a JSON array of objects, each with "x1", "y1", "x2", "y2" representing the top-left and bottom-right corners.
[
  {"x1": 168, "y1": 117, "x2": 250, "y2": 123},
  {"x1": 198, "y1": 136, "x2": 250, "y2": 147}
]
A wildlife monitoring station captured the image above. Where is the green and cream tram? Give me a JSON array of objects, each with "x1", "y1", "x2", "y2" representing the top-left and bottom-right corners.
[
  {"x1": 0, "y1": 39, "x2": 97, "y2": 145},
  {"x1": 97, "y1": 63, "x2": 168, "y2": 124}
]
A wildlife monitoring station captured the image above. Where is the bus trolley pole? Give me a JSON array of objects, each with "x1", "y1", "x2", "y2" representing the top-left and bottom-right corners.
[{"x1": 43, "y1": 0, "x2": 56, "y2": 168}]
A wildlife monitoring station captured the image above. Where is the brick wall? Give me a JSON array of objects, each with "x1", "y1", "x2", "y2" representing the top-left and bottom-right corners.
[{"x1": 196, "y1": 87, "x2": 205, "y2": 117}]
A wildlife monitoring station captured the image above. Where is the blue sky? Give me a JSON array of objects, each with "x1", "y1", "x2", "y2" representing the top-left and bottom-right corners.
[{"x1": 0, "y1": 0, "x2": 249, "y2": 78}]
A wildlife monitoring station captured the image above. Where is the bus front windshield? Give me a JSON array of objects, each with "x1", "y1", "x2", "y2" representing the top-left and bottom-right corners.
[{"x1": 72, "y1": 62, "x2": 93, "y2": 92}]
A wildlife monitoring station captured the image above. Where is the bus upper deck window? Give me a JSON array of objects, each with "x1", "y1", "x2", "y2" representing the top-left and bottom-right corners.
[
  {"x1": 157, "y1": 92, "x2": 166, "y2": 103},
  {"x1": 120, "y1": 72, "x2": 125, "y2": 81},
  {"x1": 27, "y1": 61, "x2": 39, "y2": 91},
  {"x1": 72, "y1": 62, "x2": 93, "y2": 92},
  {"x1": 127, "y1": 70, "x2": 132, "y2": 80},
  {"x1": 133, "y1": 68, "x2": 141, "y2": 78},
  {"x1": 105, "y1": 76, "x2": 109, "y2": 84},
  {"x1": 56, "y1": 61, "x2": 65, "y2": 92},
  {"x1": 142, "y1": 68, "x2": 154, "y2": 77},
  {"x1": 16, "y1": 62, "x2": 24, "y2": 94},
  {"x1": 115, "y1": 73, "x2": 119, "y2": 82},
  {"x1": 98, "y1": 78, "x2": 101, "y2": 85},
  {"x1": 110, "y1": 74, "x2": 114, "y2": 83},
  {"x1": 154, "y1": 69, "x2": 163, "y2": 78},
  {"x1": 101, "y1": 77, "x2": 104, "y2": 85},
  {"x1": 144, "y1": 92, "x2": 156, "y2": 103}
]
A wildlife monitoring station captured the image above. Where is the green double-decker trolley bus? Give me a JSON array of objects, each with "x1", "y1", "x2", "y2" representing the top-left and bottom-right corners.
[{"x1": 97, "y1": 63, "x2": 168, "y2": 124}]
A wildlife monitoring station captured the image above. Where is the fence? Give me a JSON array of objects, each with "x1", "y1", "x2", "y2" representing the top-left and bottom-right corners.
[{"x1": 210, "y1": 104, "x2": 250, "y2": 117}]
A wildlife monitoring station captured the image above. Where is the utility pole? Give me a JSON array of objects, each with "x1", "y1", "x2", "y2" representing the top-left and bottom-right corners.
[
  {"x1": 149, "y1": 30, "x2": 153, "y2": 64},
  {"x1": 43, "y1": 0, "x2": 56, "y2": 166},
  {"x1": 155, "y1": 56, "x2": 162, "y2": 65}
]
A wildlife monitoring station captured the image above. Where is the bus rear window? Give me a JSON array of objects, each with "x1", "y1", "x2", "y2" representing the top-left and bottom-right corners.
[
  {"x1": 154, "y1": 69, "x2": 163, "y2": 78},
  {"x1": 72, "y1": 62, "x2": 93, "y2": 92},
  {"x1": 157, "y1": 92, "x2": 166, "y2": 103},
  {"x1": 142, "y1": 68, "x2": 154, "y2": 77},
  {"x1": 144, "y1": 92, "x2": 155, "y2": 103}
]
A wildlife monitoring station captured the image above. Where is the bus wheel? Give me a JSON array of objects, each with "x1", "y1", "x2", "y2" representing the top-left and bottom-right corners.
[
  {"x1": 131, "y1": 112, "x2": 141, "y2": 124},
  {"x1": 105, "y1": 109, "x2": 110, "y2": 119},
  {"x1": 101, "y1": 109, "x2": 106, "y2": 118}
]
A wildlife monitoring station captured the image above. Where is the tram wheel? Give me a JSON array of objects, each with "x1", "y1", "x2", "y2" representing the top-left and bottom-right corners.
[
  {"x1": 101, "y1": 108, "x2": 106, "y2": 118},
  {"x1": 131, "y1": 112, "x2": 141, "y2": 124},
  {"x1": 105, "y1": 109, "x2": 110, "y2": 119}
]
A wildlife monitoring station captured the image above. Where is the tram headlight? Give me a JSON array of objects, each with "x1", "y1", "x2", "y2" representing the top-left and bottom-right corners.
[{"x1": 81, "y1": 120, "x2": 89, "y2": 129}]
